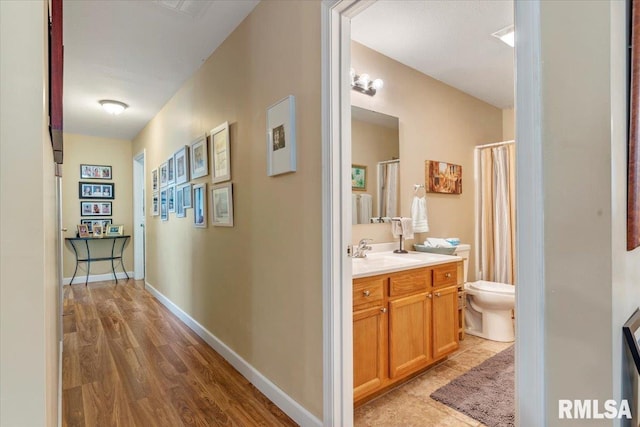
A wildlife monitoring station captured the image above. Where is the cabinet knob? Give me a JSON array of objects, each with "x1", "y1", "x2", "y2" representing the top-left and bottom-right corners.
[
  {"x1": 445, "y1": 273, "x2": 452, "y2": 279},
  {"x1": 427, "y1": 293, "x2": 432, "y2": 299},
  {"x1": 380, "y1": 307, "x2": 387, "y2": 313},
  {"x1": 435, "y1": 292, "x2": 441, "y2": 297},
  {"x1": 363, "y1": 290, "x2": 370, "y2": 297}
]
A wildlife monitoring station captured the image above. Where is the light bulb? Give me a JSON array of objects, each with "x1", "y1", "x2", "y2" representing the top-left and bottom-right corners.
[
  {"x1": 372, "y1": 79, "x2": 384, "y2": 90},
  {"x1": 357, "y1": 73, "x2": 370, "y2": 87}
]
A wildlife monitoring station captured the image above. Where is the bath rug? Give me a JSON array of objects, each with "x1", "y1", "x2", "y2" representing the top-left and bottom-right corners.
[{"x1": 430, "y1": 345, "x2": 514, "y2": 427}]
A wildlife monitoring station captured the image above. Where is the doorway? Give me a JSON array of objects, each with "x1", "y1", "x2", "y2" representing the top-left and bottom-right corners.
[
  {"x1": 321, "y1": 1, "x2": 544, "y2": 426},
  {"x1": 133, "y1": 151, "x2": 146, "y2": 281}
]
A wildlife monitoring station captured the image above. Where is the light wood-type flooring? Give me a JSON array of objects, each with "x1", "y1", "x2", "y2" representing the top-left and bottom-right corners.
[
  {"x1": 354, "y1": 335, "x2": 513, "y2": 426},
  {"x1": 62, "y1": 279, "x2": 297, "y2": 427}
]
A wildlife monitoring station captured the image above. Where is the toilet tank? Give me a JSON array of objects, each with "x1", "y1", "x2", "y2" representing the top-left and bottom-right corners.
[{"x1": 453, "y1": 244, "x2": 471, "y2": 283}]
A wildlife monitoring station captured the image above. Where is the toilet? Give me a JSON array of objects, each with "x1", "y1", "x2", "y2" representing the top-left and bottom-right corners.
[{"x1": 454, "y1": 245, "x2": 515, "y2": 342}]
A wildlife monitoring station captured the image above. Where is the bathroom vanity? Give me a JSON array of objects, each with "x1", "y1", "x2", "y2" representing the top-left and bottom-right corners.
[{"x1": 352, "y1": 252, "x2": 463, "y2": 405}]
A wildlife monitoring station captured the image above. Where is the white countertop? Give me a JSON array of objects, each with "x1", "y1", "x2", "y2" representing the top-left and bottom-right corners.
[{"x1": 352, "y1": 250, "x2": 461, "y2": 279}]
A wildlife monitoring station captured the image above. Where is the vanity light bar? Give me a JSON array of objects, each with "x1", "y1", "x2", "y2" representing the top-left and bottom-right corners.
[{"x1": 350, "y1": 68, "x2": 383, "y2": 96}]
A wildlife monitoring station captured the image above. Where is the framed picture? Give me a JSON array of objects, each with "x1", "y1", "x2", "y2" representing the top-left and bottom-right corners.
[
  {"x1": 160, "y1": 189, "x2": 168, "y2": 221},
  {"x1": 92, "y1": 225, "x2": 104, "y2": 238},
  {"x1": 80, "y1": 164, "x2": 112, "y2": 180},
  {"x1": 79, "y1": 182, "x2": 114, "y2": 199},
  {"x1": 623, "y1": 308, "x2": 640, "y2": 375},
  {"x1": 211, "y1": 121, "x2": 231, "y2": 183},
  {"x1": 181, "y1": 184, "x2": 192, "y2": 208},
  {"x1": 425, "y1": 160, "x2": 463, "y2": 194},
  {"x1": 81, "y1": 218, "x2": 112, "y2": 233},
  {"x1": 167, "y1": 156, "x2": 175, "y2": 185},
  {"x1": 190, "y1": 134, "x2": 209, "y2": 179},
  {"x1": 176, "y1": 186, "x2": 185, "y2": 218},
  {"x1": 211, "y1": 182, "x2": 234, "y2": 227},
  {"x1": 152, "y1": 192, "x2": 159, "y2": 216},
  {"x1": 266, "y1": 95, "x2": 296, "y2": 176},
  {"x1": 81, "y1": 201, "x2": 112, "y2": 216},
  {"x1": 152, "y1": 168, "x2": 159, "y2": 192},
  {"x1": 159, "y1": 162, "x2": 168, "y2": 187},
  {"x1": 168, "y1": 186, "x2": 175, "y2": 213},
  {"x1": 174, "y1": 146, "x2": 190, "y2": 185},
  {"x1": 351, "y1": 165, "x2": 367, "y2": 191},
  {"x1": 77, "y1": 224, "x2": 90, "y2": 238},
  {"x1": 105, "y1": 224, "x2": 124, "y2": 236},
  {"x1": 629, "y1": 1, "x2": 640, "y2": 251},
  {"x1": 193, "y1": 183, "x2": 207, "y2": 228}
]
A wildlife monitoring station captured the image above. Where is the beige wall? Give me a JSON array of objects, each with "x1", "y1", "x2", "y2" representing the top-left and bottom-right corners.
[
  {"x1": 352, "y1": 118, "x2": 399, "y2": 219},
  {"x1": 132, "y1": 0, "x2": 322, "y2": 417},
  {"x1": 0, "y1": 0, "x2": 59, "y2": 425},
  {"x1": 351, "y1": 42, "x2": 503, "y2": 281},
  {"x1": 61, "y1": 133, "x2": 134, "y2": 278},
  {"x1": 502, "y1": 108, "x2": 515, "y2": 141}
]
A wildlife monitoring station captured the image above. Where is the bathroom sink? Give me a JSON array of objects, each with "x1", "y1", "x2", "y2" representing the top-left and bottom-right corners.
[{"x1": 352, "y1": 250, "x2": 461, "y2": 279}]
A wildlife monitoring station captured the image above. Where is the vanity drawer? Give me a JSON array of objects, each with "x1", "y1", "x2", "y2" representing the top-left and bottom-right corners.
[
  {"x1": 389, "y1": 268, "x2": 430, "y2": 297},
  {"x1": 353, "y1": 277, "x2": 385, "y2": 310},
  {"x1": 433, "y1": 264, "x2": 457, "y2": 288}
]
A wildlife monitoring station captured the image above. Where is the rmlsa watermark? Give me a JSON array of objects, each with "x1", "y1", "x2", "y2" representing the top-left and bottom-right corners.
[{"x1": 558, "y1": 400, "x2": 631, "y2": 420}]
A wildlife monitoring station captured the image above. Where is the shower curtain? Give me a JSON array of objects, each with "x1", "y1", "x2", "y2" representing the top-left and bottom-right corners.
[
  {"x1": 379, "y1": 161, "x2": 399, "y2": 218},
  {"x1": 477, "y1": 144, "x2": 516, "y2": 284}
]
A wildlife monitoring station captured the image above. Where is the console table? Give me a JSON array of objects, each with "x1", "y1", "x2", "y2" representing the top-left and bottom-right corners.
[{"x1": 65, "y1": 236, "x2": 130, "y2": 286}]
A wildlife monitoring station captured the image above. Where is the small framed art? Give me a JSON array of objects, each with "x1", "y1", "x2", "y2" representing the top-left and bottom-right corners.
[
  {"x1": 160, "y1": 189, "x2": 168, "y2": 221},
  {"x1": 211, "y1": 182, "x2": 233, "y2": 227},
  {"x1": 190, "y1": 134, "x2": 209, "y2": 179},
  {"x1": 168, "y1": 186, "x2": 175, "y2": 213},
  {"x1": 174, "y1": 145, "x2": 190, "y2": 185},
  {"x1": 77, "y1": 224, "x2": 90, "y2": 238},
  {"x1": 266, "y1": 95, "x2": 296, "y2": 176},
  {"x1": 81, "y1": 201, "x2": 112, "y2": 216},
  {"x1": 80, "y1": 164, "x2": 112, "y2": 180},
  {"x1": 159, "y1": 162, "x2": 168, "y2": 187},
  {"x1": 351, "y1": 165, "x2": 367, "y2": 191},
  {"x1": 211, "y1": 121, "x2": 230, "y2": 183},
  {"x1": 92, "y1": 225, "x2": 104, "y2": 238},
  {"x1": 167, "y1": 156, "x2": 175, "y2": 185},
  {"x1": 79, "y1": 182, "x2": 114, "y2": 199},
  {"x1": 105, "y1": 224, "x2": 124, "y2": 236},
  {"x1": 152, "y1": 193, "x2": 159, "y2": 216},
  {"x1": 152, "y1": 168, "x2": 159, "y2": 192},
  {"x1": 176, "y1": 186, "x2": 185, "y2": 218},
  {"x1": 193, "y1": 183, "x2": 207, "y2": 228},
  {"x1": 181, "y1": 184, "x2": 192, "y2": 208}
]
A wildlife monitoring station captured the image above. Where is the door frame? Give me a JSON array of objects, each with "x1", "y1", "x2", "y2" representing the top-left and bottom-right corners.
[
  {"x1": 133, "y1": 150, "x2": 146, "y2": 281},
  {"x1": 320, "y1": 1, "x2": 546, "y2": 426}
]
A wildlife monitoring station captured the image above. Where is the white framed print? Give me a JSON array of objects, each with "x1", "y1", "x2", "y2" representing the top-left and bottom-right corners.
[
  {"x1": 176, "y1": 186, "x2": 185, "y2": 218},
  {"x1": 151, "y1": 168, "x2": 159, "y2": 192},
  {"x1": 174, "y1": 145, "x2": 190, "y2": 185},
  {"x1": 181, "y1": 183, "x2": 192, "y2": 208},
  {"x1": 193, "y1": 183, "x2": 207, "y2": 228},
  {"x1": 159, "y1": 162, "x2": 168, "y2": 187},
  {"x1": 211, "y1": 121, "x2": 230, "y2": 183},
  {"x1": 160, "y1": 189, "x2": 168, "y2": 221},
  {"x1": 211, "y1": 182, "x2": 233, "y2": 227},
  {"x1": 152, "y1": 192, "x2": 159, "y2": 216},
  {"x1": 266, "y1": 95, "x2": 296, "y2": 176},
  {"x1": 167, "y1": 156, "x2": 175, "y2": 185},
  {"x1": 190, "y1": 134, "x2": 208, "y2": 179},
  {"x1": 168, "y1": 185, "x2": 175, "y2": 213}
]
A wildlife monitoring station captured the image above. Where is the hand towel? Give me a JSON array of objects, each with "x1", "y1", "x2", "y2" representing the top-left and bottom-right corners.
[
  {"x1": 425, "y1": 237, "x2": 453, "y2": 248},
  {"x1": 391, "y1": 217, "x2": 414, "y2": 239},
  {"x1": 411, "y1": 196, "x2": 429, "y2": 233}
]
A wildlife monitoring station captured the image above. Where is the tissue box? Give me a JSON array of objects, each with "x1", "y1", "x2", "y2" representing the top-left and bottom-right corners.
[{"x1": 413, "y1": 244, "x2": 457, "y2": 255}]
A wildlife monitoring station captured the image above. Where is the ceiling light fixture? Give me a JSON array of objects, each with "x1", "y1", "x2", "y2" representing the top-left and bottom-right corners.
[
  {"x1": 99, "y1": 100, "x2": 128, "y2": 115},
  {"x1": 491, "y1": 25, "x2": 515, "y2": 48},
  {"x1": 350, "y1": 68, "x2": 383, "y2": 96}
]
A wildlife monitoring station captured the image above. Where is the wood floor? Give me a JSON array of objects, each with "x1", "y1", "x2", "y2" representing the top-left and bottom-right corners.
[{"x1": 62, "y1": 279, "x2": 297, "y2": 427}]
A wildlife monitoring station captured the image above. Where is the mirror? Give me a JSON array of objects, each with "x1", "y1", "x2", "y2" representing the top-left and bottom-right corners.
[{"x1": 351, "y1": 106, "x2": 400, "y2": 224}]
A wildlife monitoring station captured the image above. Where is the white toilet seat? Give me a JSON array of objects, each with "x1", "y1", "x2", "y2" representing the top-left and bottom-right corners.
[{"x1": 466, "y1": 280, "x2": 515, "y2": 295}]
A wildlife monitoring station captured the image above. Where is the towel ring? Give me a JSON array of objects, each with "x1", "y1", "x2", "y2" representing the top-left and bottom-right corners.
[{"x1": 414, "y1": 184, "x2": 425, "y2": 196}]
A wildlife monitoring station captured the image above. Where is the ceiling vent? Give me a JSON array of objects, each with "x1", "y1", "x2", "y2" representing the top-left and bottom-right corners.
[{"x1": 153, "y1": 0, "x2": 211, "y2": 18}]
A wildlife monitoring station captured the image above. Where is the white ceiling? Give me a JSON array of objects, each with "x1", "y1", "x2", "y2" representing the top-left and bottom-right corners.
[
  {"x1": 351, "y1": 0, "x2": 514, "y2": 109},
  {"x1": 63, "y1": 0, "x2": 513, "y2": 142},
  {"x1": 63, "y1": 0, "x2": 259, "y2": 141}
]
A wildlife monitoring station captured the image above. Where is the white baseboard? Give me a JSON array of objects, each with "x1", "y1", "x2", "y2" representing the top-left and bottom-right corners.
[
  {"x1": 62, "y1": 271, "x2": 133, "y2": 285},
  {"x1": 145, "y1": 282, "x2": 322, "y2": 427}
]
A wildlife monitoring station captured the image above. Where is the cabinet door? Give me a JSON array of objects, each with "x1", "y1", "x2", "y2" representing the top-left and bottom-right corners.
[
  {"x1": 353, "y1": 305, "x2": 388, "y2": 400},
  {"x1": 432, "y1": 285, "x2": 459, "y2": 359},
  {"x1": 388, "y1": 292, "x2": 431, "y2": 378}
]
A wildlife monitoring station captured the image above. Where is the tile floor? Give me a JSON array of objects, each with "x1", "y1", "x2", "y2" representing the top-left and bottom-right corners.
[{"x1": 354, "y1": 335, "x2": 513, "y2": 427}]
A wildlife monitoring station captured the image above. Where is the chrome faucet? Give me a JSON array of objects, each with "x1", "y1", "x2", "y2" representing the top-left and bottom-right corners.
[{"x1": 353, "y1": 238, "x2": 373, "y2": 258}]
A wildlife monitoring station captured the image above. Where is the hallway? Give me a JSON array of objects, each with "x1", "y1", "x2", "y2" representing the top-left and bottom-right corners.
[{"x1": 62, "y1": 280, "x2": 297, "y2": 426}]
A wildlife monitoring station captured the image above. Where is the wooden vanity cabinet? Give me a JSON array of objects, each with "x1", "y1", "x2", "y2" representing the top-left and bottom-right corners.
[{"x1": 353, "y1": 262, "x2": 461, "y2": 404}]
